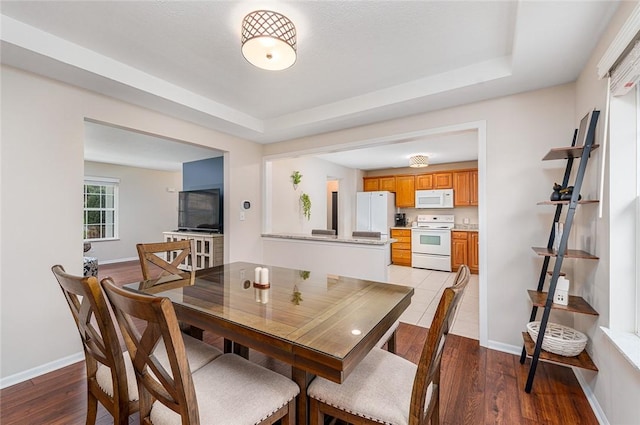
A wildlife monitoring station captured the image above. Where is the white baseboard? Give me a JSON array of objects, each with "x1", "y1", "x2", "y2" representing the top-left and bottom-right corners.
[
  {"x1": 488, "y1": 339, "x2": 608, "y2": 425},
  {"x1": 0, "y1": 352, "x2": 84, "y2": 389},
  {"x1": 487, "y1": 340, "x2": 522, "y2": 356},
  {"x1": 573, "y1": 369, "x2": 609, "y2": 425}
]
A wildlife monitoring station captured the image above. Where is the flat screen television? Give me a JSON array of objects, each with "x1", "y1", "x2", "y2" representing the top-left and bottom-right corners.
[{"x1": 178, "y1": 189, "x2": 222, "y2": 233}]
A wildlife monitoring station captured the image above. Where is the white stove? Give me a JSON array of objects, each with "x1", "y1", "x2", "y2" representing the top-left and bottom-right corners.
[{"x1": 412, "y1": 214, "x2": 454, "y2": 272}]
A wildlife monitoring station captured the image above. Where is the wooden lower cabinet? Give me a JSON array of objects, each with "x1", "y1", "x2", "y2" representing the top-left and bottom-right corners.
[
  {"x1": 469, "y1": 232, "x2": 479, "y2": 274},
  {"x1": 451, "y1": 231, "x2": 479, "y2": 274},
  {"x1": 391, "y1": 228, "x2": 412, "y2": 266}
]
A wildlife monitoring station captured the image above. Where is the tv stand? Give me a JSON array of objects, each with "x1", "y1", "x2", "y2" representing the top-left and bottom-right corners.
[{"x1": 163, "y1": 231, "x2": 223, "y2": 270}]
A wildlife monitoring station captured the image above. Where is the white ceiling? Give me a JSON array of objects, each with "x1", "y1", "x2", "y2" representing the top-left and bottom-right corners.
[{"x1": 0, "y1": 1, "x2": 619, "y2": 171}]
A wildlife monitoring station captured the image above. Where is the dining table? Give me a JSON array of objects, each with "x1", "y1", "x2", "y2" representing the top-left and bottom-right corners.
[{"x1": 124, "y1": 261, "x2": 414, "y2": 424}]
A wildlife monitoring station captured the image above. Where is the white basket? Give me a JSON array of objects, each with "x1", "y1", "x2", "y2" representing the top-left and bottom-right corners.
[{"x1": 526, "y1": 321, "x2": 587, "y2": 357}]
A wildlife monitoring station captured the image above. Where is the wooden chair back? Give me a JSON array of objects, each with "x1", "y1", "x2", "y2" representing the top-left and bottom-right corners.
[
  {"x1": 101, "y1": 277, "x2": 199, "y2": 424},
  {"x1": 51, "y1": 265, "x2": 137, "y2": 425},
  {"x1": 311, "y1": 229, "x2": 336, "y2": 236},
  {"x1": 136, "y1": 239, "x2": 195, "y2": 280},
  {"x1": 409, "y1": 264, "x2": 470, "y2": 425}
]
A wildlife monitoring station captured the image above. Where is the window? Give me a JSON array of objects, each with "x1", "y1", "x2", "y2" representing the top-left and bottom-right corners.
[{"x1": 83, "y1": 177, "x2": 119, "y2": 241}]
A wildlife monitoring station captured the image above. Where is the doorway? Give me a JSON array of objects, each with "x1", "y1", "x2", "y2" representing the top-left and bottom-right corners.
[{"x1": 327, "y1": 179, "x2": 339, "y2": 235}]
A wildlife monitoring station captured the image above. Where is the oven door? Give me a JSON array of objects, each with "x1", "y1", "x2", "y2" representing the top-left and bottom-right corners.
[{"x1": 411, "y1": 228, "x2": 451, "y2": 256}]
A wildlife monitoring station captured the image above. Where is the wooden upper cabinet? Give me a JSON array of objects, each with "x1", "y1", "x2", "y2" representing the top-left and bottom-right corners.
[
  {"x1": 415, "y1": 174, "x2": 433, "y2": 190},
  {"x1": 379, "y1": 176, "x2": 396, "y2": 192},
  {"x1": 395, "y1": 175, "x2": 415, "y2": 208},
  {"x1": 433, "y1": 172, "x2": 453, "y2": 189},
  {"x1": 363, "y1": 177, "x2": 379, "y2": 192},
  {"x1": 415, "y1": 172, "x2": 452, "y2": 190},
  {"x1": 453, "y1": 169, "x2": 478, "y2": 206},
  {"x1": 363, "y1": 176, "x2": 395, "y2": 192}
]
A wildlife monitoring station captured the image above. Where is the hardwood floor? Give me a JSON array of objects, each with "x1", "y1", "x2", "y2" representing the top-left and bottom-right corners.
[{"x1": 0, "y1": 261, "x2": 599, "y2": 424}]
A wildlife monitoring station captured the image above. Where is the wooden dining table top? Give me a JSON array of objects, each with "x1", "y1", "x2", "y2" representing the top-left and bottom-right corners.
[{"x1": 124, "y1": 261, "x2": 414, "y2": 384}]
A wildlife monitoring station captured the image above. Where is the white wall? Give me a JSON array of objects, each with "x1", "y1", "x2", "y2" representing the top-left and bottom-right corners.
[
  {"x1": 266, "y1": 84, "x2": 576, "y2": 349},
  {"x1": 83, "y1": 161, "x2": 182, "y2": 262},
  {"x1": 0, "y1": 65, "x2": 264, "y2": 382},
  {"x1": 267, "y1": 156, "x2": 359, "y2": 236},
  {"x1": 572, "y1": 2, "x2": 640, "y2": 424}
]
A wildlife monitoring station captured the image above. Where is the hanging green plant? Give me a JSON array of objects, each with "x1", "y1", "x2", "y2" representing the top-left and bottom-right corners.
[
  {"x1": 300, "y1": 193, "x2": 311, "y2": 220},
  {"x1": 290, "y1": 171, "x2": 302, "y2": 189}
]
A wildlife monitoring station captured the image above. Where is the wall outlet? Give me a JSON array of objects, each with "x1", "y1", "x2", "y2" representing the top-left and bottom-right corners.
[{"x1": 240, "y1": 211, "x2": 245, "y2": 221}]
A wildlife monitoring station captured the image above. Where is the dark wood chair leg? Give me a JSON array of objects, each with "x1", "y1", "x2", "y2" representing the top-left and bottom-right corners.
[{"x1": 85, "y1": 391, "x2": 98, "y2": 425}]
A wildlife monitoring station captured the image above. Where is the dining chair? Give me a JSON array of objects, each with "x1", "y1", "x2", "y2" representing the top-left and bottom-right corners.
[
  {"x1": 307, "y1": 264, "x2": 471, "y2": 425},
  {"x1": 52, "y1": 265, "x2": 223, "y2": 425},
  {"x1": 311, "y1": 229, "x2": 336, "y2": 236},
  {"x1": 101, "y1": 277, "x2": 300, "y2": 425},
  {"x1": 136, "y1": 239, "x2": 196, "y2": 281}
]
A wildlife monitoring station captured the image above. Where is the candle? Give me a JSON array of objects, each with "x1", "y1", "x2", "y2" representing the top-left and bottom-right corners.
[
  {"x1": 260, "y1": 267, "x2": 269, "y2": 285},
  {"x1": 254, "y1": 288, "x2": 260, "y2": 302},
  {"x1": 254, "y1": 267, "x2": 262, "y2": 283},
  {"x1": 260, "y1": 289, "x2": 269, "y2": 304}
]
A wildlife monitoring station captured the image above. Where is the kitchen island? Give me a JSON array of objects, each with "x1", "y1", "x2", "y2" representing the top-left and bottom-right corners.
[{"x1": 261, "y1": 233, "x2": 396, "y2": 282}]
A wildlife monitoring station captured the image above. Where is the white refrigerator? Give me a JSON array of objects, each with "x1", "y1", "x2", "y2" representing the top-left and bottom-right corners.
[{"x1": 356, "y1": 191, "x2": 396, "y2": 236}]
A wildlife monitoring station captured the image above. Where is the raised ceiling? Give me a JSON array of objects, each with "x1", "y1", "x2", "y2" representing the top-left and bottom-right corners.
[{"x1": 0, "y1": 1, "x2": 619, "y2": 169}]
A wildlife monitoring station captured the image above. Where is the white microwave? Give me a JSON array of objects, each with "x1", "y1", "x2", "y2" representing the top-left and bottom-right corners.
[{"x1": 415, "y1": 189, "x2": 454, "y2": 209}]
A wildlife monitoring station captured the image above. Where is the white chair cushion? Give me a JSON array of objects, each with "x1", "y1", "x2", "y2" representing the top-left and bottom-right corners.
[
  {"x1": 308, "y1": 347, "x2": 431, "y2": 425},
  {"x1": 149, "y1": 353, "x2": 300, "y2": 425},
  {"x1": 95, "y1": 334, "x2": 222, "y2": 401}
]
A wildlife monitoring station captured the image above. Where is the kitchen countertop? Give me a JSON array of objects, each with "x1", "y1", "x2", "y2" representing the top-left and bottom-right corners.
[
  {"x1": 262, "y1": 233, "x2": 396, "y2": 245},
  {"x1": 391, "y1": 225, "x2": 478, "y2": 231}
]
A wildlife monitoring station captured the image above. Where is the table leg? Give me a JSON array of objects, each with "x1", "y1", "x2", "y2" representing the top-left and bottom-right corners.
[
  {"x1": 223, "y1": 338, "x2": 233, "y2": 353},
  {"x1": 292, "y1": 367, "x2": 313, "y2": 425},
  {"x1": 232, "y1": 342, "x2": 249, "y2": 359}
]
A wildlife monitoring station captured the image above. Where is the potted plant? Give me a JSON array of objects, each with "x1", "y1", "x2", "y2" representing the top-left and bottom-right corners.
[
  {"x1": 290, "y1": 171, "x2": 302, "y2": 189},
  {"x1": 300, "y1": 193, "x2": 311, "y2": 220}
]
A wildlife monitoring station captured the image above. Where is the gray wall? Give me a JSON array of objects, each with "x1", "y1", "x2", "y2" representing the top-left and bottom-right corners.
[{"x1": 84, "y1": 161, "x2": 182, "y2": 262}]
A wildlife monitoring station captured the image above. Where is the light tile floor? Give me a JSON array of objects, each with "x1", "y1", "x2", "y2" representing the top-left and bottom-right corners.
[{"x1": 386, "y1": 265, "x2": 479, "y2": 340}]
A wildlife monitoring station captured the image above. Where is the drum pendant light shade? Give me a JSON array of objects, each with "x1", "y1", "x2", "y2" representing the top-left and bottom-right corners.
[
  {"x1": 409, "y1": 155, "x2": 429, "y2": 168},
  {"x1": 241, "y1": 10, "x2": 297, "y2": 71}
]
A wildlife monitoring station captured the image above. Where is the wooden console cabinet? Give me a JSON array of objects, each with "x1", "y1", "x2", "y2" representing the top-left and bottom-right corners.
[
  {"x1": 163, "y1": 231, "x2": 223, "y2": 270},
  {"x1": 390, "y1": 228, "x2": 412, "y2": 266}
]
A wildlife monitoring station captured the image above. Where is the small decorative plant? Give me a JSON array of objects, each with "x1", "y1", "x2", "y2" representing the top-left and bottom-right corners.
[
  {"x1": 300, "y1": 193, "x2": 311, "y2": 220},
  {"x1": 291, "y1": 171, "x2": 302, "y2": 189},
  {"x1": 291, "y1": 271, "x2": 309, "y2": 305}
]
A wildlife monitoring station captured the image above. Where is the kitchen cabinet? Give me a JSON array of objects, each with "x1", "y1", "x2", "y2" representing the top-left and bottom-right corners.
[
  {"x1": 453, "y1": 169, "x2": 478, "y2": 206},
  {"x1": 433, "y1": 172, "x2": 453, "y2": 189},
  {"x1": 363, "y1": 177, "x2": 379, "y2": 192},
  {"x1": 415, "y1": 174, "x2": 432, "y2": 190},
  {"x1": 395, "y1": 175, "x2": 415, "y2": 208},
  {"x1": 451, "y1": 230, "x2": 478, "y2": 274},
  {"x1": 391, "y1": 228, "x2": 412, "y2": 266},
  {"x1": 469, "y1": 232, "x2": 479, "y2": 274},
  {"x1": 363, "y1": 176, "x2": 395, "y2": 192},
  {"x1": 379, "y1": 176, "x2": 396, "y2": 192},
  {"x1": 415, "y1": 172, "x2": 452, "y2": 190}
]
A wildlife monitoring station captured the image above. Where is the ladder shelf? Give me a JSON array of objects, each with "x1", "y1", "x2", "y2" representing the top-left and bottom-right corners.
[{"x1": 520, "y1": 110, "x2": 600, "y2": 393}]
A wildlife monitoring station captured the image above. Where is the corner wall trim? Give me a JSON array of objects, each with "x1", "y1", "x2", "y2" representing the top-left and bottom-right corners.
[{"x1": 0, "y1": 352, "x2": 84, "y2": 390}]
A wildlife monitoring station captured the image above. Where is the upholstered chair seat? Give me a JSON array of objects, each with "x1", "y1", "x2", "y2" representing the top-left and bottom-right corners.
[
  {"x1": 95, "y1": 336, "x2": 222, "y2": 400},
  {"x1": 309, "y1": 348, "x2": 427, "y2": 424},
  {"x1": 149, "y1": 353, "x2": 300, "y2": 425}
]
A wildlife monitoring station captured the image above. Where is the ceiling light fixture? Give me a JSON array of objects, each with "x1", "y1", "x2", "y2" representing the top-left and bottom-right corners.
[
  {"x1": 241, "y1": 10, "x2": 297, "y2": 71},
  {"x1": 409, "y1": 155, "x2": 429, "y2": 168}
]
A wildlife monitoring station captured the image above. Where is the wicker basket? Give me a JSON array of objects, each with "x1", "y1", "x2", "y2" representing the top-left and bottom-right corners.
[{"x1": 526, "y1": 322, "x2": 587, "y2": 357}]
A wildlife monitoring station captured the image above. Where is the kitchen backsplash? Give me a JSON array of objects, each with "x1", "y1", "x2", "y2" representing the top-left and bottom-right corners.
[{"x1": 399, "y1": 206, "x2": 478, "y2": 227}]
